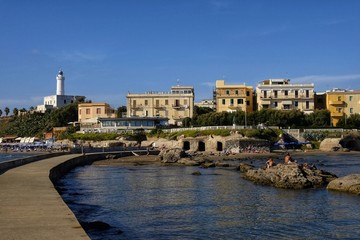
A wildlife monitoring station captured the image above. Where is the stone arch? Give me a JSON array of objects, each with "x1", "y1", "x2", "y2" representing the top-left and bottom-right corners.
[
  {"x1": 198, "y1": 141, "x2": 205, "y2": 151},
  {"x1": 216, "y1": 141, "x2": 223, "y2": 151},
  {"x1": 183, "y1": 141, "x2": 190, "y2": 151}
]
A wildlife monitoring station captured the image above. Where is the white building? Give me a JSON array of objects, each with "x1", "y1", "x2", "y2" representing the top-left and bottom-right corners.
[
  {"x1": 256, "y1": 79, "x2": 315, "y2": 114},
  {"x1": 37, "y1": 69, "x2": 85, "y2": 112}
]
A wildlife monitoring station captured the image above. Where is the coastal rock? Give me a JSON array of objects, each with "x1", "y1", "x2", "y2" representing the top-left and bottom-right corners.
[
  {"x1": 80, "y1": 221, "x2": 112, "y2": 231},
  {"x1": 319, "y1": 138, "x2": 342, "y2": 152},
  {"x1": 192, "y1": 171, "x2": 202, "y2": 176},
  {"x1": 243, "y1": 163, "x2": 337, "y2": 189},
  {"x1": 158, "y1": 148, "x2": 186, "y2": 163},
  {"x1": 215, "y1": 162, "x2": 230, "y2": 167},
  {"x1": 236, "y1": 163, "x2": 255, "y2": 173},
  {"x1": 327, "y1": 174, "x2": 360, "y2": 195},
  {"x1": 177, "y1": 158, "x2": 201, "y2": 166}
]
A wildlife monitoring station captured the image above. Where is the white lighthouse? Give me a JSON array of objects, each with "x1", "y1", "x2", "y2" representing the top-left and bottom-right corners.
[{"x1": 56, "y1": 69, "x2": 65, "y2": 95}]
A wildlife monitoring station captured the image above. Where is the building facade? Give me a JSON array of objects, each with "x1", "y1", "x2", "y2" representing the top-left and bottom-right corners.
[
  {"x1": 256, "y1": 79, "x2": 314, "y2": 113},
  {"x1": 214, "y1": 80, "x2": 253, "y2": 113},
  {"x1": 36, "y1": 69, "x2": 85, "y2": 112},
  {"x1": 78, "y1": 102, "x2": 116, "y2": 124},
  {"x1": 326, "y1": 89, "x2": 360, "y2": 126},
  {"x1": 194, "y1": 99, "x2": 216, "y2": 110},
  {"x1": 126, "y1": 85, "x2": 194, "y2": 126}
]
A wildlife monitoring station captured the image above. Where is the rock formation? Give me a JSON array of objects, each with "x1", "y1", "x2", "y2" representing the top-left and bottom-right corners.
[
  {"x1": 319, "y1": 138, "x2": 343, "y2": 152},
  {"x1": 242, "y1": 163, "x2": 337, "y2": 189},
  {"x1": 327, "y1": 174, "x2": 360, "y2": 195}
]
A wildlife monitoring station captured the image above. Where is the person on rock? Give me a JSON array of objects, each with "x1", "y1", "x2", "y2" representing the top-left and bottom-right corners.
[
  {"x1": 284, "y1": 152, "x2": 293, "y2": 164},
  {"x1": 266, "y1": 158, "x2": 275, "y2": 168}
]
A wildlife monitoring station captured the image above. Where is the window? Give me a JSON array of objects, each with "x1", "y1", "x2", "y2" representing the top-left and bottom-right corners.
[
  {"x1": 246, "y1": 100, "x2": 249, "y2": 106},
  {"x1": 96, "y1": 108, "x2": 101, "y2": 114},
  {"x1": 306, "y1": 101, "x2": 309, "y2": 109},
  {"x1": 184, "y1": 99, "x2": 188, "y2": 105},
  {"x1": 133, "y1": 100, "x2": 136, "y2": 106},
  {"x1": 145, "y1": 110, "x2": 148, "y2": 116},
  {"x1": 225, "y1": 90, "x2": 230, "y2": 94},
  {"x1": 264, "y1": 91, "x2": 267, "y2": 98},
  {"x1": 156, "y1": 99, "x2": 160, "y2": 107},
  {"x1": 235, "y1": 90, "x2": 239, "y2": 95},
  {"x1": 145, "y1": 100, "x2": 148, "y2": 106},
  {"x1": 246, "y1": 91, "x2": 250, "y2": 96},
  {"x1": 64, "y1": 100, "x2": 66, "y2": 104},
  {"x1": 306, "y1": 90, "x2": 309, "y2": 98},
  {"x1": 284, "y1": 90, "x2": 288, "y2": 96},
  {"x1": 222, "y1": 99, "x2": 226, "y2": 105},
  {"x1": 337, "y1": 107, "x2": 342, "y2": 113},
  {"x1": 230, "y1": 99, "x2": 234, "y2": 105},
  {"x1": 274, "y1": 102, "x2": 278, "y2": 107},
  {"x1": 349, "y1": 96, "x2": 353, "y2": 101},
  {"x1": 165, "y1": 100, "x2": 168, "y2": 105},
  {"x1": 294, "y1": 101, "x2": 298, "y2": 107},
  {"x1": 274, "y1": 90, "x2": 278, "y2": 98},
  {"x1": 338, "y1": 96, "x2": 341, "y2": 101},
  {"x1": 86, "y1": 108, "x2": 90, "y2": 114},
  {"x1": 237, "y1": 99, "x2": 243, "y2": 104},
  {"x1": 350, "y1": 108, "x2": 353, "y2": 113},
  {"x1": 295, "y1": 90, "x2": 298, "y2": 97}
]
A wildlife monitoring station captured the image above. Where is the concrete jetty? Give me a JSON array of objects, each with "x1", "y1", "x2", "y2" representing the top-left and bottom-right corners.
[{"x1": 0, "y1": 154, "x2": 90, "y2": 240}]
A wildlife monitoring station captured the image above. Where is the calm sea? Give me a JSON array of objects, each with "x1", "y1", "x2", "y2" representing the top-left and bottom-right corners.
[{"x1": 59, "y1": 153, "x2": 360, "y2": 240}]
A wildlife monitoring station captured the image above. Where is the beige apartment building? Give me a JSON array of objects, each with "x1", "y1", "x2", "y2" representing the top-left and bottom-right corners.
[
  {"x1": 214, "y1": 80, "x2": 254, "y2": 113},
  {"x1": 126, "y1": 85, "x2": 194, "y2": 126},
  {"x1": 326, "y1": 89, "x2": 360, "y2": 126},
  {"x1": 256, "y1": 79, "x2": 315, "y2": 113},
  {"x1": 78, "y1": 102, "x2": 116, "y2": 124}
]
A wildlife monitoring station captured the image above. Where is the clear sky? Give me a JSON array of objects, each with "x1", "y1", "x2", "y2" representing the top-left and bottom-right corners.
[{"x1": 1, "y1": 0, "x2": 360, "y2": 111}]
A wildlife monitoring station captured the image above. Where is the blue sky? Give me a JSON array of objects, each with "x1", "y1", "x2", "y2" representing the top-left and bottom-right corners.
[{"x1": 1, "y1": 0, "x2": 360, "y2": 111}]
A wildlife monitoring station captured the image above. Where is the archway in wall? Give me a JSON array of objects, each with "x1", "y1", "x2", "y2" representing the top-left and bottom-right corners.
[
  {"x1": 183, "y1": 141, "x2": 190, "y2": 151},
  {"x1": 216, "y1": 141, "x2": 223, "y2": 151},
  {"x1": 198, "y1": 141, "x2": 205, "y2": 151}
]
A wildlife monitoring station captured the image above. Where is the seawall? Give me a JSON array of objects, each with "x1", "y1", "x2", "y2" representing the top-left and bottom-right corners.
[{"x1": 0, "y1": 150, "x2": 156, "y2": 239}]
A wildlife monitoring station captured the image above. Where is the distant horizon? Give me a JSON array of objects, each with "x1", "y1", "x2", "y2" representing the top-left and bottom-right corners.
[{"x1": 1, "y1": 0, "x2": 359, "y2": 110}]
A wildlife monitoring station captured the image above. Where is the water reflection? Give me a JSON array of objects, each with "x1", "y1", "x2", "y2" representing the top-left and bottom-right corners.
[{"x1": 59, "y1": 154, "x2": 360, "y2": 240}]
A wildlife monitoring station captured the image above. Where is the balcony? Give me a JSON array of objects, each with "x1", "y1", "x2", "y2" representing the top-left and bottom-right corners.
[
  {"x1": 332, "y1": 112, "x2": 344, "y2": 117},
  {"x1": 131, "y1": 104, "x2": 143, "y2": 109},
  {"x1": 329, "y1": 100, "x2": 345, "y2": 105},
  {"x1": 154, "y1": 105, "x2": 165, "y2": 109}
]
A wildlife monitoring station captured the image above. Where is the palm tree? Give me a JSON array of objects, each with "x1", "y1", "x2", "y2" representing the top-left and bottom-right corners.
[{"x1": 4, "y1": 107, "x2": 10, "y2": 116}]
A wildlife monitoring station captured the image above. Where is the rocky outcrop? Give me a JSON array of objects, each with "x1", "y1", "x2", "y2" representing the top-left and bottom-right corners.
[
  {"x1": 319, "y1": 138, "x2": 343, "y2": 152},
  {"x1": 327, "y1": 174, "x2": 360, "y2": 195},
  {"x1": 243, "y1": 163, "x2": 337, "y2": 189},
  {"x1": 157, "y1": 148, "x2": 186, "y2": 163}
]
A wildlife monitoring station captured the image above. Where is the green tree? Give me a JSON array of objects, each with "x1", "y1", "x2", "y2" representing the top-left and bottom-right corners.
[
  {"x1": 0, "y1": 109, "x2": 2, "y2": 117},
  {"x1": 337, "y1": 113, "x2": 360, "y2": 128},
  {"x1": 13, "y1": 108, "x2": 19, "y2": 116},
  {"x1": 116, "y1": 106, "x2": 127, "y2": 118},
  {"x1": 4, "y1": 107, "x2": 10, "y2": 116}
]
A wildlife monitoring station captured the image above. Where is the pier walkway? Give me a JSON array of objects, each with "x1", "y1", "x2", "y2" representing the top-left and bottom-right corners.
[{"x1": 0, "y1": 154, "x2": 90, "y2": 240}]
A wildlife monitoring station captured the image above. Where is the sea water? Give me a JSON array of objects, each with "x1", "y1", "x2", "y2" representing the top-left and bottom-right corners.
[{"x1": 59, "y1": 153, "x2": 360, "y2": 240}]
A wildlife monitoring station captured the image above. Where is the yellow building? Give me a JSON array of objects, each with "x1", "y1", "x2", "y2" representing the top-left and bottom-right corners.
[
  {"x1": 256, "y1": 79, "x2": 315, "y2": 113},
  {"x1": 215, "y1": 80, "x2": 253, "y2": 113},
  {"x1": 326, "y1": 89, "x2": 360, "y2": 126},
  {"x1": 126, "y1": 85, "x2": 194, "y2": 126},
  {"x1": 78, "y1": 102, "x2": 116, "y2": 124}
]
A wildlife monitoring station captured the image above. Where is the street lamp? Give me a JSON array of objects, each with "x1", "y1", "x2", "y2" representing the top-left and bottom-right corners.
[{"x1": 244, "y1": 100, "x2": 247, "y2": 128}]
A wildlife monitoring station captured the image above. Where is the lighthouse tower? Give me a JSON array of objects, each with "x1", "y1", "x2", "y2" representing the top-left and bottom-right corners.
[{"x1": 56, "y1": 69, "x2": 65, "y2": 95}]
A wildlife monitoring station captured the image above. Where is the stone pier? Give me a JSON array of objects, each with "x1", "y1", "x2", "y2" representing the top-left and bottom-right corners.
[{"x1": 0, "y1": 154, "x2": 91, "y2": 240}]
